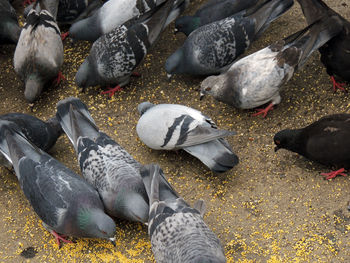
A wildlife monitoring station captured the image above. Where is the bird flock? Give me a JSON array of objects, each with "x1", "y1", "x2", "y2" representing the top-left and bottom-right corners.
[{"x1": 0, "y1": 0, "x2": 349, "y2": 261}]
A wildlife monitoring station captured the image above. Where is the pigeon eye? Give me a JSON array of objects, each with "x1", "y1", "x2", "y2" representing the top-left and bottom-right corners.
[
  {"x1": 205, "y1": 87, "x2": 211, "y2": 91},
  {"x1": 101, "y1": 230, "x2": 107, "y2": 235}
]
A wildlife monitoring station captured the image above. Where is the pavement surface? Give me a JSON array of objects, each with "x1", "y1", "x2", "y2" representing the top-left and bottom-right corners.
[{"x1": 0, "y1": 0, "x2": 350, "y2": 262}]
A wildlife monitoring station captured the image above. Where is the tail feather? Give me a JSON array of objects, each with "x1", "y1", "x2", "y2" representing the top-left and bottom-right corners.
[
  {"x1": 184, "y1": 139, "x2": 239, "y2": 173},
  {"x1": 56, "y1": 97, "x2": 99, "y2": 150}
]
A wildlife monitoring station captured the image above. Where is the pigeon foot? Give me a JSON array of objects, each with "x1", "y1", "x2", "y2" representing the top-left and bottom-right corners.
[
  {"x1": 321, "y1": 168, "x2": 347, "y2": 180},
  {"x1": 252, "y1": 103, "x2": 274, "y2": 118},
  {"x1": 23, "y1": 0, "x2": 35, "y2": 6},
  {"x1": 50, "y1": 230, "x2": 73, "y2": 248},
  {"x1": 101, "y1": 85, "x2": 122, "y2": 98},
  {"x1": 131, "y1": 72, "x2": 141, "y2": 77},
  {"x1": 331, "y1": 76, "x2": 346, "y2": 92},
  {"x1": 53, "y1": 72, "x2": 65, "y2": 87},
  {"x1": 61, "y1": 32, "x2": 69, "y2": 41}
]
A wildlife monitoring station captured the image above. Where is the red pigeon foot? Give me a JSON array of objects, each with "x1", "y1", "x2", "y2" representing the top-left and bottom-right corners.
[
  {"x1": 252, "y1": 103, "x2": 274, "y2": 118},
  {"x1": 330, "y1": 76, "x2": 346, "y2": 92},
  {"x1": 61, "y1": 32, "x2": 69, "y2": 41},
  {"x1": 53, "y1": 72, "x2": 65, "y2": 86},
  {"x1": 131, "y1": 72, "x2": 141, "y2": 77},
  {"x1": 23, "y1": 0, "x2": 35, "y2": 6},
  {"x1": 321, "y1": 168, "x2": 347, "y2": 180},
  {"x1": 101, "y1": 85, "x2": 122, "y2": 98},
  {"x1": 50, "y1": 230, "x2": 73, "y2": 248}
]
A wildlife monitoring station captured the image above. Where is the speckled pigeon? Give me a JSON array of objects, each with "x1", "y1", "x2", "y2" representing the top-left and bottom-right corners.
[
  {"x1": 200, "y1": 15, "x2": 343, "y2": 117},
  {"x1": 297, "y1": 0, "x2": 350, "y2": 92},
  {"x1": 165, "y1": 0, "x2": 294, "y2": 77},
  {"x1": 69, "y1": 0, "x2": 187, "y2": 42},
  {"x1": 141, "y1": 164, "x2": 227, "y2": 262},
  {"x1": 137, "y1": 102, "x2": 238, "y2": 173},
  {"x1": 13, "y1": 0, "x2": 64, "y2": 103},
  {"x1": 0, "y1": 0, "x2": 21, "y2": 44},
  {"x1": 0, "y1": 113, "x2": 63, "y2": 169},
  {"x1": 56, "y1": 97, "x2": 149, "y2": 223},
  {"x1": 75, "y1": 0, "x2": 180, "y2": 97},
  {"x1": 175, "y1": 0, "x2": 258, "y2": 36},
  {"x1": 274, "y1": 114, "x2": 350, "y2": 180},
  {"x1": 0, "y1": 120, "x2": 116, "y2": 247}
]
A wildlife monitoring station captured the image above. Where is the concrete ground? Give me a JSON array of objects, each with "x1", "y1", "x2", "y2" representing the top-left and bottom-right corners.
[{"x1": 0, "y1": 0, "x2": 350, "y2": 262}]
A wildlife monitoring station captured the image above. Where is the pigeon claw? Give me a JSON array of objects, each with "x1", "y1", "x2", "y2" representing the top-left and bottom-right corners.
[
  {"x1": 23, "y1": 0, "x2": 35, "y2": 6},
  {"x1": 51, "y1": 230, "x2": 73, "y2": 248},
  {"x1": 321, "y1": 168, "x2": 347, "y2": 180},
  {"x1": 330, "y1": 76, "x2": 347, "y2": 92},
  {"x1": 131, "y1": 72, "x2": 141, "y2": 77},
  {"x1": 53, "y1": 72, "x2": 65, "y2": 87},
  {"x1": 101, "y1": 85, "x2": 122, "y2": 98},
  {"x1": 252, "y1": 103, "x2": 274, "y2": 118},
  {"x1": 61, "y1": 32, "x2": 69, "y2": 41}
]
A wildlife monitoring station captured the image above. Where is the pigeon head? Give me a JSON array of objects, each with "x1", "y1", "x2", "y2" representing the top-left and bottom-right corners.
[
  {"x1": 274, "y1": 129, "x2": 302, "y2": 153},
  {"x1": 69, "y1": 17, "x2": 101, "y2": 42},
  {"x1": 115, "y1": 192, "x2": 149, "y2": 223},
  {"x1": 200, "y1": 75, "x2": 221, "y2": 100},
  {"x1": 77, "y1": 208, "x2": 116, "y2": 242},
  {"x1": 137, "y1": 102, "x2": 155, "y2": 115},
  {"x1": 174, "y1": 16, "x2": 200, "y2": 36},
  {"x1": 46, "y1": 116, "x2": 64, "y2": 137},
  {"x1": 75, "y1": 58, "x2": 97, "y2": 91},
  {"x1": 24, "y1": 75, "x2": 44, "y2": 103},
  {"x1": 165, "y1": 48, "x2": 185, "y2": 76},
  {"x1": 0, "y1": 16, "x2": 21, "y2": 44}
]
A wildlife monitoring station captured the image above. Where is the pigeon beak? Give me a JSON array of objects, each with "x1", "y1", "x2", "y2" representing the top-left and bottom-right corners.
[
  {"x1": 109, "y1": 237, "x2": 116, "y2": 247},
  {"x1": 174, "y1": 28, "x2": 178, "y2": 35},
  {"x1": 274, "y1": 146, "x2": 280, "y2": 152},
  {"x1": 166, "y1": 73, "x2": 172, "y2": 80},
  {"x1": 199, "y1": 93, "x2": 205, "y2": 101}
]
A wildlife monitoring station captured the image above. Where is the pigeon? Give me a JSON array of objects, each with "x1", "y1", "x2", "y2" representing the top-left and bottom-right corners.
[
  {"x1": 56, "y1": 97, "x2": 149, "y2": 223},
  {"x1": 13, "y1": 0, "x2": 64, "y2": 103},
  {"x1": 174, "y1": 0, "x2": 259, "y2": 36},
  {"x1": 69, "y1": 0, "x2": 187, "y2": 42},
  {"x1": 200, "y1": 15, "x2": 343, "y2": 117},
  {"x1": 165, "y1": 0, "x2": 294, "y2": 77},
  {"x1": 0, "y1": 120, "x2": 116, "y2": 247},
  {"x1": 137, "y1": 102, "x2": 239, "y2": 173},
  {"x1": 297, "y1": 0, "x2": 350, "y2": 92},
  {"x1": 0, "y1": 0, "x2": 21, "y2": 44},
  {"x1": 274, "y1": 114, "x2": 350, "y2": 180},
  {"x1": 24, "y1": 0, "x2": 104, "y2": 25},
  {"x1": 141, "y1": 164, "x2": 227, "y2": 263},
  {"x1": 0, "y1": 113, "x2": 63, "y2": 168},
  {"x1": 75, "y1": 0, "x2": 181, "y2": 97}
]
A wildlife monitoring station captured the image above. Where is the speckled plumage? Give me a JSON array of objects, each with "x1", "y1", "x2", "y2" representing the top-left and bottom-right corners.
[
  {"x1": 141, "y1": 164, "x2": 226, "y2": 263},
  {"x1": 75, "y1": 0, "x2": 178, "y2": 90},
  {"x1": 0, "y1": 120, "x2": 116, "y2": 243},
  {"x1": 174, "y1": 0, "x2": 258, "y2": 36},
  {"x1": 56, "y1": 97, "x2": 149, "y2": 223},
  {"x1": 13, "y1": 4, "x2": 63, "y2": 103},
  {"x1": 165, "y1": 0, "x2": 294, "y2": 76},
  {"x1": 200, "y1": 15, "x2": 343, "y2": 110},
  {"x1": 137, "y1": 102, "x2": 238, "y2": 173}
]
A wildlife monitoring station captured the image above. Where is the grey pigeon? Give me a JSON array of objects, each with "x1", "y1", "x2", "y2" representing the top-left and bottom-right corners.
[
  {"x1": 0, "y1": 0, "x2": 21, "y2": 44},
  {"x1": 69, "y1": 0, "x2": 187, "y2": 42},
  {"x1": 175, "y1": 0, "x2": 259, "y2": 36},
  {"x1": 56, "y1": 97, "x2": 149, "y2": 223},
  {"x1": 200, "y1": 15, "x2": 343, "y2": 117},
  {"x1": 137, "y1": 102, "x2": 238, "y2": 173},
  {"x1": 0, "y1": 120, "x2": 116, "y2": 247},
  {"x1": 297, "y1": 0, "x2": 350, "y2": 91},
  {"x1": 0, "y1": 113, "x2": 63, "y2": 168},
  {"x1": 24, "y1": 0, "x2": 104, "y2": 25},
  {"x1": 141, "y1": 164, "x2": 227, "y2": 263},
  {"x1": 13, "y1": 0, "x2": 64, "y2": 103},
  {"x1": 165, "y1": 0, "x2": 294, "y2": 77},
  {"x1": 75, "y1": 0, "x2": 181, "y2": 96}
]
